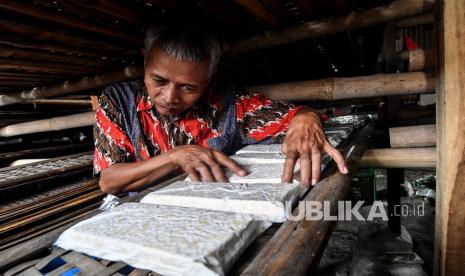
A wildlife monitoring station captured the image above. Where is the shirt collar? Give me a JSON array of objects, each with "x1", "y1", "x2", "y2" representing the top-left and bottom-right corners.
[{"x1": 136, "y1": 81, "x2": 154, "y2": 112}]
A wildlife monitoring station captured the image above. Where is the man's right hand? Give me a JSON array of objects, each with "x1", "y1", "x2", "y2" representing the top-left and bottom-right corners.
[{"x1": 168, "y1": 145, "x2": 247, "y2": 182}]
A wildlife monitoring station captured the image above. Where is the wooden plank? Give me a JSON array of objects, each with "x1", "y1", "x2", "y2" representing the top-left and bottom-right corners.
[
  {"x1": 92, "y1": 262, "x2": 127, "y2": 276},
  {"x1": 389, "y1": 124, "x2": 436, "y2": 148},
  {"x1": 227, "y1": 0, "x2": 434, "y2": 53},
  {"x1": 61, "y1": 251, "x2": 105, "y2": 275},
  {"x1": 361, "y1": 148, "x2": 436, "y2": 168},
  {"x1": 3, "y1": 259, "x2": 41, "y2": 276},
  {"x1": 435, "y1": 0, "x2": 465, "y2": 274}
]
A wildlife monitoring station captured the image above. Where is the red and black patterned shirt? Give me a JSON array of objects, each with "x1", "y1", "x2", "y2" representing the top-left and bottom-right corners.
[{"x1": 93, "y1": 80, "x2": 303, "y2": 174}]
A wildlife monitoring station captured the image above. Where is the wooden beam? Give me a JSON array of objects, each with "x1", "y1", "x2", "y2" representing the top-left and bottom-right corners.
[
  {"x1": 397, "y1": 49, "x2": 435, "y2": 71},
  {"x1": 435, "y1": 0, "x2": 465, "y2": 274},
  {"x1": 0, "y1": 112, "x2": 94, "y2": 137},
  {"x1": 395, "y1": 13, "x2": 434, "y2": 28},
  {"x1": 389, "y1": 124, "x2": 436, "y2": 148},
  {"x1": 84, "y1": 0, "x2": 144, "y2": 26},
  {"x1": 233, "y1": 0, "x2": 279, "y2": 27},
  {"x1": 0, "y1": 66, "x2": 143, "y2": 106},
  {"x1": 0, "y1": 44, "x2": 109, "y2": 66},
  {"x1": 226, "y1": 0, "x2": 434, "y2": 54},
  {"x1": 360, "y1": 148, "x2": 436, "y2": 168},
  {"x1": 0, "y1": 57, "x2": 98, "y2": 74},
  {"x1": 0, "y1": 34, "x2": 124, "y2": 59},
  {"x1": 242, "y1": 123, "x2": 373, "y2": 275},
  {"x1": 0, "y1": 2, "x2": 141, "y2": 44},
  {"x1": 247, "y1": 72, "x2": 435, "y2": 101}
]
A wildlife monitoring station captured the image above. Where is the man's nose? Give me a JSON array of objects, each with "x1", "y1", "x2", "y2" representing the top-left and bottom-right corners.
[{"x1": 164, "y1": 84, "x2": 179, "y2": 104}]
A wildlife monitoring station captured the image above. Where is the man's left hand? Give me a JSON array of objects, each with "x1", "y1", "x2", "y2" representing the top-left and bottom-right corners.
[{"x1": 282, "y1": 111, "x2": 348, "y2": 187}]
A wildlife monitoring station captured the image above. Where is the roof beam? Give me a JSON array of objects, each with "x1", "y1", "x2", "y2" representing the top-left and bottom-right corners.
[{"x1": 227, "y1": 0, "x2": 435, "y2": 54}]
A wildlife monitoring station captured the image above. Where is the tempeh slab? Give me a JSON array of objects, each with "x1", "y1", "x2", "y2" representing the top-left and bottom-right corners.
[{"x1": 55, "y1": 203, "x2": 270, "y2": 276}]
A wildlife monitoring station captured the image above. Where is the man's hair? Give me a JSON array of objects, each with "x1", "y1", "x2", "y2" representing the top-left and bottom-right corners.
[{"x1": 144, "y1": 23, "x2": 221, "y2": 78}]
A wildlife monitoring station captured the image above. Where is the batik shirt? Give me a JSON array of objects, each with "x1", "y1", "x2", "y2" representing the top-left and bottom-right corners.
[{"x1": 93, "y1": 79, "x2": 303, "y2": 174}]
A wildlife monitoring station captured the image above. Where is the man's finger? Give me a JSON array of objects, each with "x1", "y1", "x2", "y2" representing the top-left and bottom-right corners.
[
  {"x1": 282, "y1": 154, "x2": 298, "y2": 183},
  {"x1": 325, "y1": 144, "x2": 348, "y2": 174},
  {"x1": 187, "y1": 168, "x2": 201, "y2": 182},
  {"x1": 213, "y1": 151, "x2": 247, "y2": 177},
  {"x1": 299, "y1": 154, "x2": 311, "y2": 187},
  {"x1": 196, "y1": 164, "x2": 215, "y2": 182},
  {"x1": 200, "y1": 152, "x2": 228, "y2": 182},
  {"x1": 311, "y1": 148, "x2": 321, "y2": 186}
]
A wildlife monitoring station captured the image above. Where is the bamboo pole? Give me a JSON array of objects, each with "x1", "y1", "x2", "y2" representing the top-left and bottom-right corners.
[
  {"x1": 0, "y1": 112, "x2": 94, "y2": 137},
  {"x1": 397, "y1": 49, "x2": 435, "y2": 71},
  {"x1": 0, "y1": 66, "x2": 143, "y2": 106},
  {"x1": 360, "y1": 148, "x2": 436, "y2": 168},
  {"x1": 246, "y1": 72, "x2": 435, "y2": 101},
  {"x1": 395, "y1": 13, "x2": 434, "y2": 28},
  {"x1": 26, "y1": 99, "x2": 93, "y2": 106},
  {"x1": 226, "y1": 0, "x2": 434, "y2": 54},
  {"x1": 389, "y1": 124, "x2": 436, "y2": 148}
]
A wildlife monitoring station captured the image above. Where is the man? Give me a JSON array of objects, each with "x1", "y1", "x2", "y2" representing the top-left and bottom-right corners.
[{"x1": 94, "y1": 23, "x2": 348, "y2": 195}]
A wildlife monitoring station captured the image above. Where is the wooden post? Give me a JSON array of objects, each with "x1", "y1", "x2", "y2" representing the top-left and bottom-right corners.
[
  {"x1": 247, "y1": 72, "x2": 435, "y2": 101},
  {"x1": 226, "y1": 0, "x2": 434, "y2": 54},
  {"x1": 0, "y1": 66, "x2": 143, "y2": 106},
  {"x1": 389, "y1": 124, "x2": 436, "y2": 148},
  {"x1": 360, "y1": 148, "x2": 436, "y2": 168},
  {"x1": 0, "y1": 112, "x2": 94, "y2": 137},
  {"x1": 435, "y1": 0, "x2": 465, "y2": 274}
]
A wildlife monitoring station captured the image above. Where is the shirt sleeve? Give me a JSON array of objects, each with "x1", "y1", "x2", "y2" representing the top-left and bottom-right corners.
[
  {"x1": 93, "y1": 89, "x2": 135, "y2": 175},
  {"x1": 235, "y1": 92, "x2": 304, "y2": 144}
]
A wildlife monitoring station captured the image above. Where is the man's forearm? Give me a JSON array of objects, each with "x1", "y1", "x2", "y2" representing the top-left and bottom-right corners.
[{"x1": 99, "y1": 153, "x2": 178, "y2": 194}]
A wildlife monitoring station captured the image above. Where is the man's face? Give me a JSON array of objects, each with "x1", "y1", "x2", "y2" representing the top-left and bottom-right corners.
[{"x1": 144, "y1": 47, "x2": 210, "y2": 116}]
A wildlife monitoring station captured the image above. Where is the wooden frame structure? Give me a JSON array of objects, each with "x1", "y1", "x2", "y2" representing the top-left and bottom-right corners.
[{"x1": 434, "y1": 0, "x2": 465, "y2": 274}]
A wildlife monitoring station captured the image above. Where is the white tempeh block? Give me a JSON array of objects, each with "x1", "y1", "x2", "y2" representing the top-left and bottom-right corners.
[
  {"x1": 55, "y1": 203, "x2": 270, "y2": 276},
  {"x1": 230, "y1": 152, "x2": 286, "y2": 164},
  {"x1": 227, "y1": 162, "x2": 300, "y2": 183},
  {"x1": 235, "y1": 144, "x2": 283, "y2": 154},
  {"x1": 140, "y1": 181, "x2": 303, "y2": 223}
]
